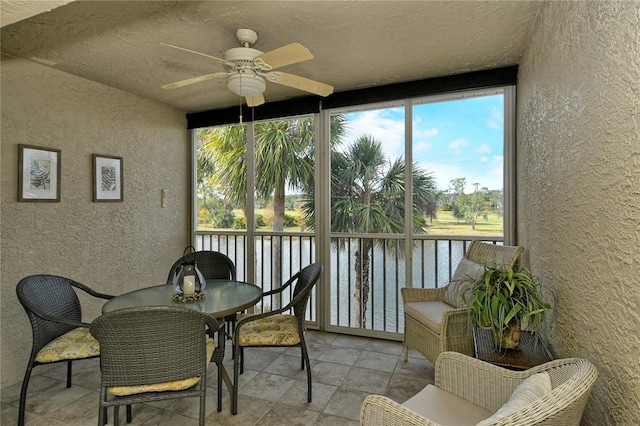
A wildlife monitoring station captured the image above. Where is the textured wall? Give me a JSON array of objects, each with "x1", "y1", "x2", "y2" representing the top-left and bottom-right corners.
[
  {"x1": 0, "y1": 0, "x2": 75, "y2": 27},
  {"x1": 517, "y1": 1, "x2": 639, "y2": 424},
  {"x1": 0, "y1": 55, "x2": 190, "y2": 388}
]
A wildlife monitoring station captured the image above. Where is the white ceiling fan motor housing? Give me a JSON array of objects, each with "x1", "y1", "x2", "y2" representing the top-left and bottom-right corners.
[
  {"x1": 223, "y1": 47, "x2": 263, "y2": 68},
  {"x1": 227, "y1": 73, "x2": 266, "y2": 97},
  {"x1": 224, "y1": 44, "x2": 267, "y2": 97}
]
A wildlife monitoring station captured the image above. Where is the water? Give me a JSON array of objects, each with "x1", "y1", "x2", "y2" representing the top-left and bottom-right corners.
[{"x1": 198, "y1": 234, "x2": 468, "y2": 333}]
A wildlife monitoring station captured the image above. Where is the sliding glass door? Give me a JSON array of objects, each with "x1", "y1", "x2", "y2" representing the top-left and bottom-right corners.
[{"x1": 193, "y1": 87, "x2": 513, "y2": 338}]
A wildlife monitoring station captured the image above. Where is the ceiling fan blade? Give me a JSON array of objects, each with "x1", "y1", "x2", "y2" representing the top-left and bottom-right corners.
[
  {"x1": 160, "y1": 43, "x2": 232, "y2": 66},
  {"x1": 256, "y1": 43, "x2": 313, "y2": 70},
  {"x1": 246, "y1": 93, "x2": 265, "y2": 107},
  {"x1": 161, "y1": 72, "x2": 228, "y2": 90},
  {"x1": 272, "y1": 72, "x2": 334, "y2": 97}
]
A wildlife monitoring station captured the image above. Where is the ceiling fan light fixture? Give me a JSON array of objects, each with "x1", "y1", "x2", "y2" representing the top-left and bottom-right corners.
[{"x1": 227, "y1": 73, "x2": 266, "y2": 97}]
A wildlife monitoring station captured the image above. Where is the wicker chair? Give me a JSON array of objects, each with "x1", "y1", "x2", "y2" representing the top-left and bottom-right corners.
[
  {"x1": 16, "y1": 274, "x2": 116, "y2": 426},
  {"x1": 167, "y1": 250, "x2": 237, "y2": 335},
  {"x1": 360, "y1": 352, "x2": 598, "y2": 426},
  {"x1": 166, "y1": 250, "x2": 236, "y2": 284},
  {"x1": 231, "y1": 262, "x2": 323, "y2": 415},
  {"x1": 90, "y1": 306, "x2": 222, "y2": 426},
  {"x1": 401, "y1": 241, "x2": 524, "y2": 365}
]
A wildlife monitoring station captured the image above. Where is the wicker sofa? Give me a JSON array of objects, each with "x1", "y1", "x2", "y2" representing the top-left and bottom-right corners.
[
  {"x1": 360, "y1": 352, "x2": 598, "y2": 426},
  {"x1": 401, "y1": 241, "x2": 524, "y2": 365}
]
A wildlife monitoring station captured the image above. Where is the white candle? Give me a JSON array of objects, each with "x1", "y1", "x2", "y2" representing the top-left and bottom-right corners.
[{"x1": 183, "y1": 276, "x2": 195, "y2": 296}]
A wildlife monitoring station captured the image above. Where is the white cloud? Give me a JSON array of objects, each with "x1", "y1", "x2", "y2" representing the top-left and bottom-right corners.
[
  {"x1": 478, "y1": 144, "x2": 491, "y2": 154},
  {"x1": 449, "y1": 138, "x2": 468, "y2": 151},
  {"x1": 486, "y1": 107, "x2": 503, "y2": 129},
  {"x1": 416, "y1": 127, "x2": 439, "y2": 138},
  {"x1": 414, "y1": 141, "x2": 432, "y2": 152},
  {"x1": 343, "y1": 110, "x2": 405, "y2": 158}
]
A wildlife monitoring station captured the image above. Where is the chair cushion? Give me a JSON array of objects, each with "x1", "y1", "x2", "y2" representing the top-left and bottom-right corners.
[
  {"x1": 403, "y1": 384, "x2": 492, "y2": 425},
  {"x1": 35, "y1": 327, "x2": 100, "y2": 363},
  {"x1": 108, "y1": 338, "x2": 216, "y2": 396},
  {"x1": 442, "y1": 258, "x2": 485, "y2": 308},
  {"x1": 237, "y1": 314, "x2": 300, "y2": 346},
  {"x1": 404, "y1": 301, "x2": 457, "y2": 334},
  {"x1": 476, "y1": 372, "x2": 552, "y2": 425}
]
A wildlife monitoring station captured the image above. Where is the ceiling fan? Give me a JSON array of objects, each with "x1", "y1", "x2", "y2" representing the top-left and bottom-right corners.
[{"x1": 161, "y1": 28, "x2": 334, "y2": 107}]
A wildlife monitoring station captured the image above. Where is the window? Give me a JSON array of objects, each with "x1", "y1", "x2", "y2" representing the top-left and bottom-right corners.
[{"x1": 192, "y1": 84, "x2": 515, "y2": 337}]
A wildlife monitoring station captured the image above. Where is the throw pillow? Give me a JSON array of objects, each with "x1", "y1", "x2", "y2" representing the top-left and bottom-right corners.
[
  {"x1": 442, "y1": 257, "x2": 484, "y2": 308},
  {"x1": 476, "y1": 372, "x2": 552, "y2": 425}
]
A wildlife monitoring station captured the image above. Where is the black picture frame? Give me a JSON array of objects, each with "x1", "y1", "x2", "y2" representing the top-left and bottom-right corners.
[{"x1": 93, "y1": 154, "x2": 123, "y2": 202}]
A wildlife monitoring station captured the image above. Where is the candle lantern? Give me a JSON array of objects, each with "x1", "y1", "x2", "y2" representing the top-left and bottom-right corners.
[{"x1": 173, "y1": 246, "x2": 206, "y2": 296}]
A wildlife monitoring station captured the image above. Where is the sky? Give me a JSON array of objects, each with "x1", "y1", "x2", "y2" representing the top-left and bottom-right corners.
[{"x1": 338, "y1": 94, "x2": 504, "y2": 193}]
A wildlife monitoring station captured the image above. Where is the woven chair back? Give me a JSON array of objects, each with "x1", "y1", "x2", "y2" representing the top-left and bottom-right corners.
[
  {"x1": 16, "y1": 275, "x2": 83, "y2": 354},
  {"x1": 465, "y1": 241, "x2": 524, "y2": 269},
  {"x1": 90, "y1": 306, "x2": 215, "y2": 387},
  {"x1": 167, "y1": 250, "x2": 236, "y2": 284},
  {"x1": 291, "y1": 262, "x2": 323, "y2": 319}
]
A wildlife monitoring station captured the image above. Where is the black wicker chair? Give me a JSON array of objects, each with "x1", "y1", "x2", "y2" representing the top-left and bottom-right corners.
[
  {"x1": 167, "y1": 250, "x2": 238, "y2": 335},
  {"x1": 231, "y1": 262, "x2": 323, "y2": 415},
  {"x1": 90, "y1": 306, "x2": 222, "y2": 426},
  {"x1": 16, "y1": 274, "x2": 116, "y2": 426},
  {"x1": 166, "y1": 250, "x2": 236, "y2": 284}
]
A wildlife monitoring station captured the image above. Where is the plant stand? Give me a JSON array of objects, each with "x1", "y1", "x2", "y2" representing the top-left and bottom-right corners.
[{"x1": 472, "y1": 326, "x2": 554, "y2": 370}]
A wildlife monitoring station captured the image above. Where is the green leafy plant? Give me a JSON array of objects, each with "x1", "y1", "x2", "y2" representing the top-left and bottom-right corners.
[{"x1": 463, "y1": 265, "x2": 551, "y2": 348}]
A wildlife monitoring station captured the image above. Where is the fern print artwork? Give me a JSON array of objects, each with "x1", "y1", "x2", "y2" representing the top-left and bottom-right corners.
[
  {"x1": 29, "y1": 159, "x2": 51, "y2": 190},
  {"x1": 101, "y1": 165, "x2": 117, "y2": 192},
  {"x1": 93, "y1": 154, "x2": 122, "y2": 202},
  {"x1": 18, "y1": 145, "x2": 60, "y2": 202}
]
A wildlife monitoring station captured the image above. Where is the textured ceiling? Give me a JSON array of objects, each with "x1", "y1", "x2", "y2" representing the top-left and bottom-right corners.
[{"x1": 1, "y1": 1, "x2": 542, "y2": 113}]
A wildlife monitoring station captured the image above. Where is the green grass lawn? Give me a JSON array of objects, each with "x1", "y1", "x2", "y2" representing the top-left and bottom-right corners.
[
  {"x1": 198, "y1": 209, "x2": 503, "y2": 236},
  {"x1": 428, "y1": 210, "x2": 503, "y2": 235}
]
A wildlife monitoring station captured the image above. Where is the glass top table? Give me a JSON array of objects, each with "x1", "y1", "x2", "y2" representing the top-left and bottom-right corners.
[{"x1": 102, "y1": 280, "x2": 263, "y2": 319}]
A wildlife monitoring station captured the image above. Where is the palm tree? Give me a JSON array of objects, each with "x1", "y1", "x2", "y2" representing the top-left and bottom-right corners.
[
  {"x1": 253, "y1": 119, "x2": 315, "y2": 305},
  {"x1": 197, "y1": 116, "x2": 346, "y2": 308},
  {"x1": 303, "y1": 135, "x2": 437, "y2": 328},
  {"x1": 197, "y1": 125, "x2": 247, "y2": 209}
]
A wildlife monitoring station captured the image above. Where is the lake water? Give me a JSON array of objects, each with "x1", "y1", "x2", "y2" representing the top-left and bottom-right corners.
[{"x1": 198, "y1": 235, "x2": 468, "y2": 333}]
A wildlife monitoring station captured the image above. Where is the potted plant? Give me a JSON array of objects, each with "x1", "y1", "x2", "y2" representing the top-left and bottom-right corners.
[{"x1": 463, "y1": 265, "x2": 551, "y2": 349}]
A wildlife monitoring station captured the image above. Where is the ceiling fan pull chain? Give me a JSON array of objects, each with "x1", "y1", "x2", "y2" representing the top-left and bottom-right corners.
[{"x1": 239, "y1": 76, "x2": 243, "y2": 124}]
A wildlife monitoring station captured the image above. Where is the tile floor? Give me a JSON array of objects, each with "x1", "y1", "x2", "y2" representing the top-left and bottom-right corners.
[{"x1": 1, "y1": 331, "x2": 435, "y2": 425}]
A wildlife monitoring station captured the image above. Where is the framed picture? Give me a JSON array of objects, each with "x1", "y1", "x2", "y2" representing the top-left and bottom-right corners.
[
  {"x1": 93, "y1": 154, "x2": 123, "y2": 202},
  {"x1": 18, "y1": 144, "x2": 61, "y2": 202}
]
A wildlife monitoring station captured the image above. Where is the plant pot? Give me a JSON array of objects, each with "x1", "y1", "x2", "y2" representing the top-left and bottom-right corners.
[{"x1": 491, "y1": 319, "x2": 521, "y2": 349}]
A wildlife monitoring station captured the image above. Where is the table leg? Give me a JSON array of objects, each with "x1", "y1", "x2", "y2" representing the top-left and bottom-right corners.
[{"x1": 215, "y1": 327, "x2": 236, "y2": 414}]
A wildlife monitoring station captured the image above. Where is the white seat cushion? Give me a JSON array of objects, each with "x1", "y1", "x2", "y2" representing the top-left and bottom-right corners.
[
  {"x1": 403, "y1": 384, "x2": 492, "y2": 426},
  {"x1": 476, "y1": 372, "x2": 552, "y2": 425},
  {"x1": 442, "y1": 258, "x2": 485, "y2": 308},
  {"x1": 404, "y1": 301, "x2": 457, "y2": 334}
]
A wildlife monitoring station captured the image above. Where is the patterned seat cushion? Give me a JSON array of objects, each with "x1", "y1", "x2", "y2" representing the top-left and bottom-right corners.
[
  {"x1": 108, "y1": 338, "x2": 216, "y2": 396},
  {"x1": 237, "y1": 314, "x2": 300, "y2": 346},
  {"x1": 35, "y1": 327, "x2": 100, "y2": 363}
]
